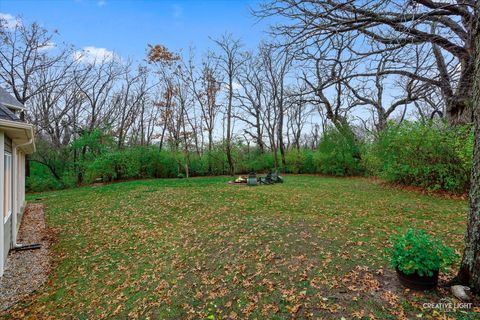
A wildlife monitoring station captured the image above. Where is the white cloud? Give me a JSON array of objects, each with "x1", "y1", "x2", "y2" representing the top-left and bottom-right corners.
[
  {"x1": 73, "y1": 46, "x2": 118, "y2": 64},
  {"x1": 97, "y1": 0, "x2": 107, "y2": 7},
  {"x1": 0, "y1": 13, "x2": 21, "y2": 29},
  {"x1": 231, "y1": 81, "x2": 242, "y2": 90},
  {"x1": 223, "y1": 81, "x2": 243, "y2": 93}
]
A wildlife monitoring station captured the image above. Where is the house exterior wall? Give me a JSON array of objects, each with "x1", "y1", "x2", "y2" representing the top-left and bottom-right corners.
[
  {"x1": 3, "y1": 215, "x2": 11, "y2": 265},
  {"x1": 3, "y1": 135, "x2": 12, "y2": 265},
  {"x1": 0, "y1": 133, "x2": 28, "y2": 276},
  {"x1": 16, "y1": 151, "x2": 25, "y2": 230},
  {"x1": 4, "y1": 136, "x2": 11, "y2": 153}
]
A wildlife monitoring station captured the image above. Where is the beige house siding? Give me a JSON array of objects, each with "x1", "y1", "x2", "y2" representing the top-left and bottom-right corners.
[
  {"x1": 3, "y1": 216, "x2": 11, "y2": 265},
  {"x1": 16, "y1": 150, "x2": 26, "y2": 230},
  {"x1": 0, "y1": 89, "x2": 34, "y2": 277},
  {"x1": 0, "y1": 131, "x2": 31, "y2": 276},
  {"x1": 3, "y1": 135, "x2": 12, "y2": 265},
  {"x1": 5, "y1": 136, "x2": 11, "y2": 153}
]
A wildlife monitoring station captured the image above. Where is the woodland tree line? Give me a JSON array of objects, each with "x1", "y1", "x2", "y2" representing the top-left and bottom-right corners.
[
  {"x1": 1, "y1": 1, "x2": 477, "y2": 193},
  {"x1": 1, "y1": 0, "x2": 479, "y2": 293}
]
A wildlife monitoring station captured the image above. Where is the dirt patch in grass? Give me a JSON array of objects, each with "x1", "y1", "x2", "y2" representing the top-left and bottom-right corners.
[
  {"x1": 0, "y1": 203, "x2": 55, "y2": 311},
  {"x1": 369, "y1": 177, "x2": 469, "y2": 200},
  {"x1": 306, "y1": 266, "x2": 480, "y2": 319}
]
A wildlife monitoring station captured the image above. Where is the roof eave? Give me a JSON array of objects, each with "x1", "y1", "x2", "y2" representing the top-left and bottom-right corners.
[
  {"x1": 0, "y1": 119, "x2": 36, "y2": 154},
  {"x1": 2, "y1": 103, "x2": 25, "y2": 111}
]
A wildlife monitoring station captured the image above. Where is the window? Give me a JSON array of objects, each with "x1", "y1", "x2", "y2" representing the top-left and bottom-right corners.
[{"x1": 4, "y1": 152, "x2": 12, "y2": 223}]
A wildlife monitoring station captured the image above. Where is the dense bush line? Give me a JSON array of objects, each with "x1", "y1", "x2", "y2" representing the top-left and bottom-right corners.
[
  {"x1": 363, "y1": 122, "x2": 473, "y2": 191},
  {"x1": 27, "y1": 121, "x2": 473, "y2": 193}
]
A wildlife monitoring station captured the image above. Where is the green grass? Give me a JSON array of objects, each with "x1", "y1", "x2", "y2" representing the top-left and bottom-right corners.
[{"x1": 4, "y1": 175, "x2": 477, "y2": 319}]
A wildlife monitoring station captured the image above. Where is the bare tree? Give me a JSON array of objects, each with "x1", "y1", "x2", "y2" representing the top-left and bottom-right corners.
[
  {"x1": 213, "y1": 34, "x2": 245, "y2": 175},
  {"x1": 137, "y1": 94, "x2": 160, "y2": 146},
  {"x1": 235, "y1": 51, "x2": 267, "y2": 153},
  {"x1": 147, "y1": 44, "x2": 181, "y2": 152},
  {"x1": 73, "y1": 56, "x2": 123, "y2": 131},
  {"x1": 413, "y1": 86, "x2": 446, "y2": 122},
  {"x1": 256, "y1": 0, "x2": 478, "y2": 125},
  {"x1": 260, "y1": 44, "x2": 293, "y2": 171},
  {"x1": 286, "y1": 88, "x2": 314, "y2": 150},
  {"x1": 300, "y1": 36, "x2": 356, "y2": 130},
  {"x1": 186, "y1": 50, "x2": 222, "y2": 164},
  {"x1": 172, "y1": 68, "x2": 194, "y2": 178},
  {"x1": 0, "y1": 17, "x2": 72, "y2": 106},
  {"x1": 114, "y1": 64, "x2": 149, "y2": 148},
  {"x1": 308, "y1": 123, "x2": 321, "y2": 149},
  {"x1": 344, "y1": 54, "x2": 426, "y2": 132},
  {"x1": 28, "y1": 59, "x2": 81, "y2": 148}
]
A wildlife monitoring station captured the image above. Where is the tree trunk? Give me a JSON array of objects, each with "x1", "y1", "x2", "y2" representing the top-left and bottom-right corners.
[
  {"x1": 226, "y1": 77, "x2": 234, "y2": 176},
  {"x1": 278, "y1": 134, "x2": 286, "y2": 172},
  {"x1": 454, "y1": 13, "x2": 480, "y2": 292},
  {"x1": 277, "y1": 106, "x2": 286, "y2": 173},
  {"x1": 376, "y1": 109, "x2": 387, "y2": 132},
  {"x1": 159, "y1": 126, "x2": 167, "y2": 152},
  {"x1": 271, "y1": 128, "x2": 278, "y2": 171},
  {"x1": 256, "y1": 109, "x2": 264, "y2": 153},
  {"x1": 446, "y1": 91, "x2": 474, "y2": 125},
  {"x1": 140, "y1": 104, "x2": 145, "y2": 146},
  {"x1": 208, "y1": 129, "x2": 213, "y2": 174}
]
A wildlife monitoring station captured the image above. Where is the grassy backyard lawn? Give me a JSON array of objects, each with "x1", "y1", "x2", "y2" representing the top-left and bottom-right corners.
[{"x1": 4, "y1": 175, "x2": 476, "y2": 319}]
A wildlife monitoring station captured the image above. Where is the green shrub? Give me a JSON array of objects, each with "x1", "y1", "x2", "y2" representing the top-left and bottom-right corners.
[
  {"x1": 26, "y1": 162, "x2": 63, "y2": 192},
  {"x1": 186, "y1": 153, "x2": 205, "y2": 176},
  {"x1": 285, "y1": 149, "x2": 316, "y2": 174},
  {"x1": 386, "y1": 228, "x2": 457, "y2": 277},
  {"x1": 237, "y1": 150, "x2": 275, "y2": 174},
  {"x1": 59, "y1": 171, "x2": 78, "y2": 189},
  {"x1": 364, "y1": 121, "x2": 472, "y2": 191},
  {"x1": 85, "y1": 150, "x2": 140, "y2": 182},
  {"x1": 301, "y1": 149, "x2": 316, "y2": 174},
  {"x1": 138, "y1": 149, "x2": 180, "y2": 178},
  {"x1": 202, "y1": 145, "x2": 229, "y2": 175},
  {"x1": 315, "y1": 126, "x2": 364, "y2": 176},
  {"x1": 26, "y1": 120, "x2": 473, "y2": 193}
]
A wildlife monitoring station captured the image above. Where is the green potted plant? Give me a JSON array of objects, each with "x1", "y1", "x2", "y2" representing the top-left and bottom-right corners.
[{"x1": 386, "y1": 228, "x2": 457, "y2": 290}]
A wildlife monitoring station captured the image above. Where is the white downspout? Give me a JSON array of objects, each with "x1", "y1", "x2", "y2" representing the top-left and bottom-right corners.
[{"x1": 12, "y1": 138, "x2": 32, "y2": 248}]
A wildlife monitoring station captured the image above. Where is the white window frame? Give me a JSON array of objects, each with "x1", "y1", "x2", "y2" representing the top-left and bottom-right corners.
[{"x1": 4, "y1": 152, "x2": 12, "y2": 224}]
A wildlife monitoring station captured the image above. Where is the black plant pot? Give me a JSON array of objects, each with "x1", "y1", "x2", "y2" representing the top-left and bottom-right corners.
[{"x1": 396, "y1": 268, "x2": 439, "y2": 290}]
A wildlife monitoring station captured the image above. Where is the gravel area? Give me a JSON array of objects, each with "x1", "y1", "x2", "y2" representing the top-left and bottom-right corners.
[{"x1": 0, "y1": 203, "x2": 54, "y2": 311}]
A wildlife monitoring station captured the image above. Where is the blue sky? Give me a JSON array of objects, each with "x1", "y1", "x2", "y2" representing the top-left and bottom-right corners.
[{"x1": 0, "y1": 0, "x2": 270, "y2": 62}]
